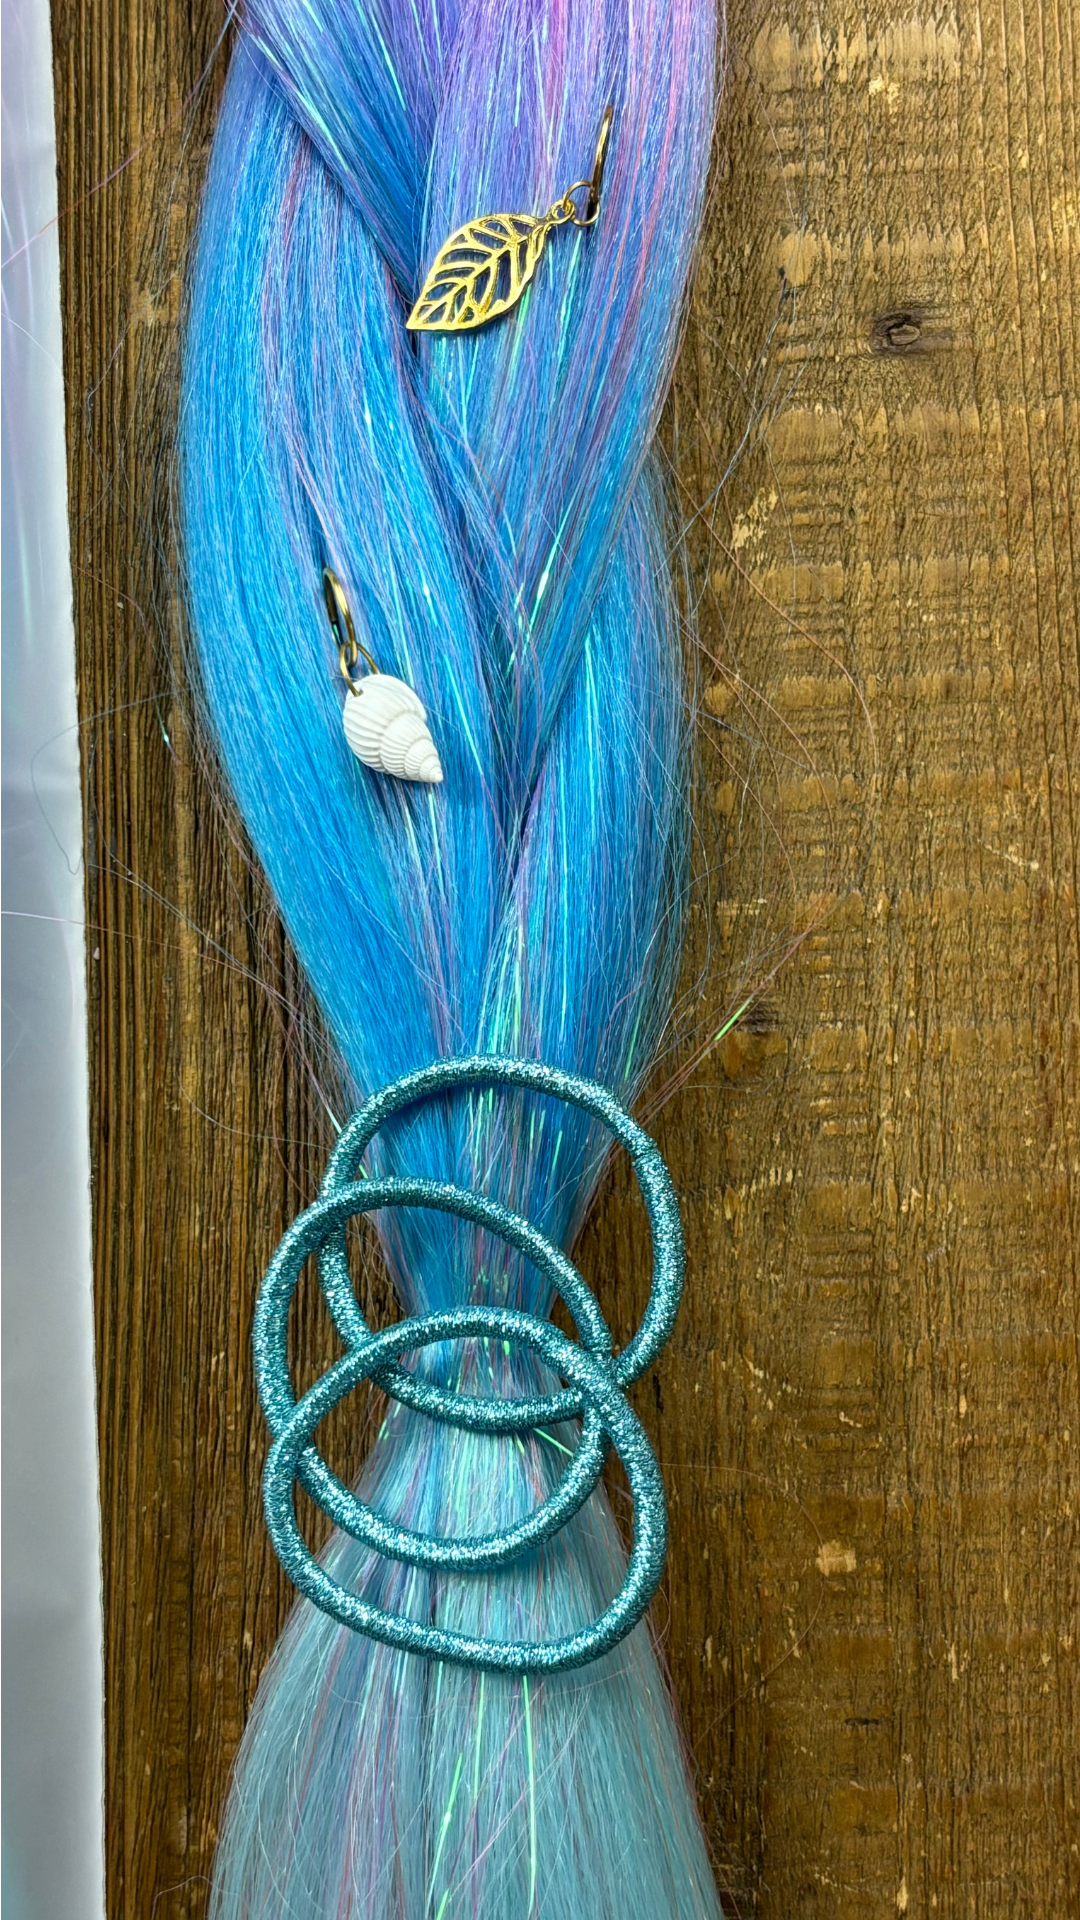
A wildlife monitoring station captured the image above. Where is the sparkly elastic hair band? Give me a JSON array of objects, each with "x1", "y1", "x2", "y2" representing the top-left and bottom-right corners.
[{"x1": 256, "y1": 1054, "x2": 684, "y2": 1672}]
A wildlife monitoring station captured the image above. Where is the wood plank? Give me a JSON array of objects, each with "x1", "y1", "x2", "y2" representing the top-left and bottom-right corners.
[
  {"x1": 647, "y1": 4, "x2": 1080, "y2": 1909},
  {"x1": 51, "y1": 0, "x2": 1078, "y2": 1912}
]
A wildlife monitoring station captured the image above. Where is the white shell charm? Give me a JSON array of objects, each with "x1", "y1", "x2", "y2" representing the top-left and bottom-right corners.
[{"x1": 343, "y1": 674, "x2": 443, "y2": 785}]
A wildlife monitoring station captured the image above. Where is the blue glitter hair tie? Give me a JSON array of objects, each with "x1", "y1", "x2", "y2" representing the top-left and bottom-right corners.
[{"x1": 253, "y1": 1055, "x2": 685, "y2": 1674}]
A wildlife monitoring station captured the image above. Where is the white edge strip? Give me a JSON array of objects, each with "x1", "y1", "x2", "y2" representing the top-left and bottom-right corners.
[{"x1": 1, "y1": 0, "x2": 107, "y2": 1911}]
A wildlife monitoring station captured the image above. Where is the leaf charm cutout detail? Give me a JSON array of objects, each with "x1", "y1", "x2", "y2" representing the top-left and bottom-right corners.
[{"x1": 406, "y1": 213, "x2": 554, "y2": 333}]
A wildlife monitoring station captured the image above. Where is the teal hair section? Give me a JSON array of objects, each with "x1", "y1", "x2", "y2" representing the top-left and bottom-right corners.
[{"x1": 181, "y1": 0, "x2": 723, "y2": 1912}]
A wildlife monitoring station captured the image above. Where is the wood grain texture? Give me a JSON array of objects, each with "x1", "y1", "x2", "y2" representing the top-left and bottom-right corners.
[{"x1": 50, "y1": 0, "x2": 1078, "y2": 1914}]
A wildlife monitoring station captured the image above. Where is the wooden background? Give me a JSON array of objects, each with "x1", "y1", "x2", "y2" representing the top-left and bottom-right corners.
[{"x1": 51, "y1": 0, "x2": 1079, "y2": 1912}]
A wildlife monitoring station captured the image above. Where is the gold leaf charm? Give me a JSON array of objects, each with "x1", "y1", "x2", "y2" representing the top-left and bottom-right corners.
[
  {"x1": 406, "y1": 213, "x2": 554, "y2": 333},
  {"x1": 406, "y1": 104, "x2": 615, "y2": 336}
]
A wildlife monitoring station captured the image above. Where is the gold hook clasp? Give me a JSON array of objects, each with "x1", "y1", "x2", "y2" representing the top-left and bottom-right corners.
[
  {"x1": 587, "y1": 102, "x2": 614, "y2": 222},
  {"x1": 322, "y1": 568, "x2": 379, "y2": 693},
  {"x1": 551, "y1": 103, "x2": 615, "y2": 228}
]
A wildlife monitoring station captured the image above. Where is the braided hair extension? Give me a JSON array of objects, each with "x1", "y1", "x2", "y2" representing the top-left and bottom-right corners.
[{"x1": 181, "y1": 1, "x2": 723, "y2": 1912}]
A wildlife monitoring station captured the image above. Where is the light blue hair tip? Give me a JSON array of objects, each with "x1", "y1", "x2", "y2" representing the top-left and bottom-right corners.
[{"x1": 254, "y1": 1056, "x2": 685, "y2": 1673}]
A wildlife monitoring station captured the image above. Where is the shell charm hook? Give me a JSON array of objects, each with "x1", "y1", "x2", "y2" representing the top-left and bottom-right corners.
[{"x1": 323, "y1": 569, "x2": 443, "y2": 786}]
